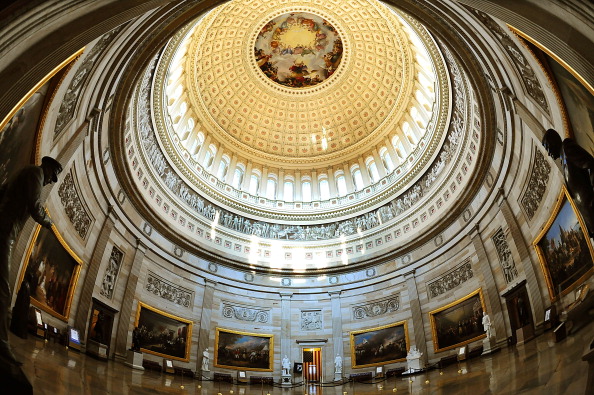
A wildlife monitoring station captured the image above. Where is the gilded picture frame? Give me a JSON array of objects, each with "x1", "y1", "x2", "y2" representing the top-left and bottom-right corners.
[
  {"x1": 429, "y1": 288, "x2": 486, "y2": 353},
  {"x1": 19, "y1": 222, "x2": 83, "y2": 321},
  {"x1": 134, "y1": 302, "x2": 193, "y2": 362},
  {"x1": 214, "y1": 327, "x2": 273, "y2": 371},
  {"x1": 349, "y1": 320, "x2": 409, "y2": 368},
  {"x1": 533, "y1": 186, "x2": 594, "y2": 301}
]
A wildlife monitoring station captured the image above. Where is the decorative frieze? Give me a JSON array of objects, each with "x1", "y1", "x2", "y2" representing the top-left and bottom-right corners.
[
  {"x1": 134, "y1": 43, "x2": 466, "y2": 242},
  {"x1": 492, "y1": 228, "x2": 519, "y2": 283},
  {"x1": 352, "y1": 295, "x2": 400, "y2": 320},
  {"x1": 301, "y1": 310, "x2": 323, "y2": 331},
  {"x1": 222, "y1": 302, "x2": 270, "y2": 323},
  {"x1": 520, "y1": 149, "x2": 550, "y2": 220},
  {"x1": 427, "y1": 261, "x2": 473, "y2": 299},
  {"x1": 57, "y1": 170, "x2": 93, "y2": 240},
  {"x1": 100, "y1": 246, "x2": 123, "y2": 299},
  {"x1": 145, "y1": 271, "x2": 193, "y2": 308},
  {"x1": 468, "y1": 9, "x2": 549, "y2": 113}
]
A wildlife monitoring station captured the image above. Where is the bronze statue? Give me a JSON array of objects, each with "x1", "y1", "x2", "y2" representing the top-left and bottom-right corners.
[
  {"x1": 9, "y1": 272, "x2": 33, "y2": 339},
  {"x1": 0, "y1": 156, "x2": 62, "y2": 366},
  {"x1": 542, "y1": 128, "x2": 594, "y2": 237}
]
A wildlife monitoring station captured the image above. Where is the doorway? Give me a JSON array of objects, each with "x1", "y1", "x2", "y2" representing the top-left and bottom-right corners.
[{"x1": 302, "y1": 348, "x2": 322, "y2": 382}]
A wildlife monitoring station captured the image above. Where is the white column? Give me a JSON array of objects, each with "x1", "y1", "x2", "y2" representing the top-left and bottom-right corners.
[{"x1": 372, "y1": 148, "x2": 386, "y2": 178}]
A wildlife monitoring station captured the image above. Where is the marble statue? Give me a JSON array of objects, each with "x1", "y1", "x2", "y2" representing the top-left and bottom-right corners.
[
  {"x1": 0, "y1": 156, "x2": 62, "y2": 366},
  {"x1": 202, "y1": 348, "x2": 210, "y2": 371},
  {"x1": 482, "y1": 312, "x2": 493, "y2": 338},
  {"x1": 282, "y1": 355, "x2": 291, "y2": 375},
  {"x1": 334, "y1": 354, "x2": 342, "y2": 373},
  {"x1": 405, "y1": 345, "x2": 423, "y2": 373},
  {"x1": 542, "y1": 128, "x2": 594, "y2": 236}
]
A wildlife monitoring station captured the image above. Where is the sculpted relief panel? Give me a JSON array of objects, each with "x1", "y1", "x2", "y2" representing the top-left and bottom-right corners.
[
  {"x1": 100, "y1": 246, "x2": 123, "y2": 299},
  {"x1": 520, "y1": 149, "x2": 550, "y2": 220},
  {"x1": 492, "y1": 227, "x2": 518, "y2": 283},
  {"x1": 145, "y1": 271, "x2": 194, "y2": 308},
  {"x1": 222, "y1": 302, "x2": 270, "y2": 323},
  {"x1": 427, "y1": 260, "x2": 473, "y2": 299},
  {"x1": 352, "y1": 295, "x2": 400, "y2": 320},
  {"x1": 58, "y1": 170, "x2": 93, "y2": 240}
]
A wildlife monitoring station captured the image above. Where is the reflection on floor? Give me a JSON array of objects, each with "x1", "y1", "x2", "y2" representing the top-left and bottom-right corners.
[{"x1": 10, "y1": 319, "x2": 593, "y2": 394}]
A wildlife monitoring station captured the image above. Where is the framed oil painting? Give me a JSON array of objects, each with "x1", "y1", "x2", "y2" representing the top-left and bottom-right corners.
[
  {"x1": 20, "y1": 223, "x2": 82, "y2": 321},
  {"x1": 134, "y1": 302, "x2": 193, "y2": 362},
  {"x1": 214, "y1": 328, "x2": 273, "y2": 371},
  {"x1": 429, "y1": 288, "x2": 486, "y2": 353},
  {"x1": 533, "y1": 186, "x2": 594, "y2": 301},
  {"x1": 349, "y1": 320, "x2": 409, "y2": 368}
]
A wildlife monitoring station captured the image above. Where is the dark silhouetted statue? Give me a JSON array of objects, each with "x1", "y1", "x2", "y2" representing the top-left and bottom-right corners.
[
  {"x1": 542, "y1": 128, "x2": 594, "y2": 237},
  {"x1": 0, "y1": 156, "x2": 62, "y2": 366},
  {"x1": 9, "y1": 272, "x2": 33, "y2": 339}
]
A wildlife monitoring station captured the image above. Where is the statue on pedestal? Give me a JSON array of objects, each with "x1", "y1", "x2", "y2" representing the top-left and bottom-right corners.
[
  {"x1": 542, "y1": 128, "x2": 594, "y2": 237},
  {"x1": 202, "y1": 348, "x2": 210, "y2": 372},
  {"x1": 282, "y1": 355, "x2": 291, "y2": 376},
  {"x1": 482, "y1": 312, "x2": 493, "y2": 339},
  {"x1": 334, "y1": 354, "x2": 342, "y2": 374},
  {"x1": 406, "y1": 345, "x2": 422, "y2": 372},
  {"x1": 0, "y1": 156, "x2": 62, "y2": 366}
]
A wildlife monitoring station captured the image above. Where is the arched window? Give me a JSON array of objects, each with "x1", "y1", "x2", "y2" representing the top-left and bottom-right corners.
[
  {"x1": 249, "y1": 173, "x2": 260, "y2": 195},
  {"x1": 381, "y1": 149, "x2": 394, "y2": 172},
  {"x1": 284, "y1": 181, "x2": 294, "y2": 202},
  {"x1": 319, "y1": 178, "x2": 330, "y2": 200},
  {"x1": 232, "y1": 166, "x2": 244, "y2": 189},
  {"x1": 336, "y1": 174, "x2": 347, "y2": 196},
  {"x1": 302, "y1": 181, "x2": 312, "y2": 202},
  {"x1": 266, "y1": 178, "x2": 277, "y2": 200},
  {"x1": 352, "y1": 167, "x2": 364, "y2": 191},
  {"x1": 217, "y1": 157, "x2": 229, "y2": 180},
  {"x1": 203, "y1": 146, "x2": 216, "y2": 169},
  {"x1": 366, "y1": 158, "x2": 379, "y2": 183}
]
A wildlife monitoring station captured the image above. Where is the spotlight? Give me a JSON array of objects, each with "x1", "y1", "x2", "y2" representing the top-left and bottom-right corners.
[
  {"x1": 180, "y1": 385, "x2": 185, "y2": 389},
  {"x1": 440, "y1": 371, "x2": 444, "y2": 375},
  {"x1": 425, "y1": 380, "x2": 430, "y2": 384}
]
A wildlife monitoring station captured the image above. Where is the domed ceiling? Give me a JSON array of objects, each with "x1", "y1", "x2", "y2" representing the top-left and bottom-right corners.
[{"x1": 123, "y1": 0, "x2": 483, "y2": 271}]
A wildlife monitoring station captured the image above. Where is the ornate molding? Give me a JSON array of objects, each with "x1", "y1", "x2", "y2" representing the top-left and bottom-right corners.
[
  {"x1": 301, "y1": 310, "x2": 323, "y2": 331},
  {"x1": 222, "y1": 302, "x2": 270, "y2": 323},
  {"x1": 145, "y1": 271, "x2": 193, "y2": 308},
  {"x1": 468, "y1": 9, "x2": 549, "y2": 114},
  {"x1": 54, "y1": 26, "x2": 123, "y2": 137},
  {"x1": 427, "y1": 260, "x2": 473, "y2": 299},
  {"x1": 520, "y1": 149, "x2": 550, "y2": 220},
  {"x1": 100, "y1": 246, "x2": 123, "y2": 299},
  {"x1": 492, "y1": 227, "x2": 518, "y2": 283},
  {"x1": 352, "y1": 295, "x2": 399, "y2": 319},
  {"x1": 57, "y1": 169, "x2": 93, "y2": 240}
]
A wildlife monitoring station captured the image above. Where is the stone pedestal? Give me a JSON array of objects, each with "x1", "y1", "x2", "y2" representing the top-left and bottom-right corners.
[
  {"x1": 403, "y1": 356, "x2": 422, "y2": 374},
  {"x1": 281, "y1": 373, "x2": 292, "y2": 386},
  {"x1": 334, "y1": 372, "x2": 342, "y2": 382},
  {"x1": 200, "y1": 371, "x2": 212, "y2": 380},
  {"x1": 124, "y1": 351, "x2": 144, "y2": 370},
  {"x1": 482, "y1": 337, "x2": 499, "y2": 355}
]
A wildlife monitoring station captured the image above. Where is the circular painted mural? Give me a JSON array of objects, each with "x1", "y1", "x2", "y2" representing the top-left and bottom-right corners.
[{"x1": 255, "y1": 12, "x2": 343, "y2": 88}]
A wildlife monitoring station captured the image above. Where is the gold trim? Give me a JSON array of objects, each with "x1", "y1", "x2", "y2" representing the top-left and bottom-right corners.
[
  {"x1": 134, "y1": 301, "x2": 194, "y2": 362},
  {"x1": 349, "y1": 320, "x2": 409, "y2": 368},
  {"x1": 429, "y1": 288, "x2": 486, "y2": 353},
  {"x1": 214, "y1": 327, "x2": 274, "y2": 371},
  {"x1": 532, "y1": 185, "x2": 594, "y2": 302},
  {"x1": 507, "y1": 25, "x2": 594, "y2": 97},
  {"x1": 508, "y1": 27, "x2": 571, "y2": 137},
  {"x1": 35, "y1": 53, "x2": 83, "y2": 163},
  {"x1": 0, "y1": 47, "x2": 85, "y2": 133},
  {"x1": 18, "y1": 215, "x2": 83, "y2": 322}
]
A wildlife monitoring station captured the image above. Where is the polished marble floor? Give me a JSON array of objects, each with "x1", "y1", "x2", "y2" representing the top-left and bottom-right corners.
[{"x1": 9, "y1": 319, "x2": 593, "y2": 395}]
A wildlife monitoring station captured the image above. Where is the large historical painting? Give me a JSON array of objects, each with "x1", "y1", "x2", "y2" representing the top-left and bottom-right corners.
[
  {"x1": 429, "y1": 289, "x2": 486, "y2": 353},
  {"x1": 134, "y1": 302, "x2": 193, "y2": 362},
  {"x1": 533, "y1": 186, "x2": 594, "y2": 301},
  {"x1": 349, "y1": 321, "x2": 409, "y2": 368},
  {"x1": 20, "y1": 223, "x2": 82, "y2": 321},
  {"x1": 214, "y1": 328, "x2": 273, "y2": 371},
  {"x1": 255, "y1": 12, "x2": 343, "y2": 88}
]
